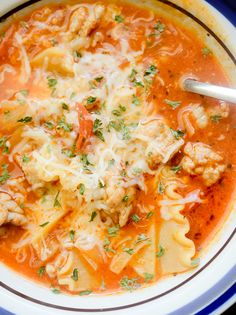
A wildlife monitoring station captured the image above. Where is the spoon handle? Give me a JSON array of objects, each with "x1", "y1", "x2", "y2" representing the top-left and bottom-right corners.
[{"x1": 183, "y1": 79, "x2": 236, "y2": 103}]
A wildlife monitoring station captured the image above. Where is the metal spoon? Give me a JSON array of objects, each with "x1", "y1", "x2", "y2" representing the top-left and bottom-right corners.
[{"x1": 182, "y1": 79, "x2": 236, "y2": 103}]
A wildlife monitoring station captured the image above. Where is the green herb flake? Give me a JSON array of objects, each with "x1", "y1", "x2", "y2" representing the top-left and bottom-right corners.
[
  {"x1": 156, "y1": 246, "x2": 165, "y2": 258},
  {"x1": 146, "y1": 211, "x2": 154, "y2": 219},
  {"x1": 87, "y1": 96, "x2": 97, "y2": 105},
  {"x1": 95, "y1": 76, "x2": 104, "y2": 83},
  {"x1": 54, "y1": 191, "x2": 61, "y2": 208},
  {"x1": 79, "y1": 290, "x2": 92, "y2": 296},
  {"x1": 154, "y1": 21, "x2": 165, "y2": 33},
  {"x1": 171, "y1": 165, "x2": 182, "y2": 173},
  {"x1": 93, "y1": 119, "x2": 105, "y2": 142},
  {"x1": 119, "y1": 276, "x2": 139, "y2": 291},
  {"x1": 122, "y1": 195, "x2": 129, "y2": 202},
  {"x1": 0, "y1": 164, "x2": 10, "y2": 184},
  {"x1": 22, "y1": 155, "x2": 30, "y2": 163},
  {"x1": 170, "y1": 128, "x2": 185, "y2": 140},
  {"x1": 132, "y1": 95, "x2": 141, "y2": 106},
  {"x1": 144, "y1": 65, "x2": 158, "y2": 77},
  {"x1": 38, "y1": 266, "x2": 45, "y2": 277},
  {"x1": 134, "y1": 80, "x2": 144, "y2": 88},
  {"x1": 0, "y1": 137, "x2": 9, "y2": 154},
  {"x1": 71, "y1": 268, "x2": 79, "y2": 281},
  {"x1": 210, "y1": 115, "x2": 222, "y2": 123},
  {"x1": 79, "y1": 183, "x2": 85, "y2": 195},
  {"x1": 108, "y1": 225, "x2": 120, "y2": 237},
  {"x1": 202, "y1": 47, "x2": 212, "y2": 56},
  {"x1": 157, "y1": 181, "x2": 165, "y2": 194},
  {"x1": 89, "y1": 211, "x2": 97, "y2": 222},
  {"x1": 80, "y1": 154, "x2": 93, "y2": 167},
  {"x1": 144, "y1": 273, "x2": 154, "y2": 282},
  {"x1": 47, "y1": 76, "x2": 57, "y2": 88},
  {"x1": 51, "y1": 288, "x2": 61, "y2": 294},
  {"x1": 136, "y1": 233, "x2": 149, "y2": 244},
  {"x1": 129, "y1": 69, "x2": 138, "y2": 81},
  {"x1": 115, "y1": 15, "x2": 124, "y2": 23},
  {"x1": 39, "y1": 221, "x2": 49, "y2": 228},
  {"x1": 57, "y1": 117, "x2": 73, "y2": 132},
  {"x1": 69, "y1": 230, "x2": 75, "y2": 241},
  {"x1": 19, "y1": 89, "x2": 29, "y2": 97},
  {"x1": 98, "y1": 180, "x2": 105, "y2": 188},
  {"x1": 131, "y1": 214, "x2": 140, "y2": 223},
  {"x1": 17, "y1": 116, "x2": 32, "y2": 123},
  {"x1": 164, "y1": 99, "x2": 181, "y2": 109},
  {"x1": 62, "y1": 102, "x2": 69, "y2": 111},
  {"x1": 123, "y1": 248, "x2": 134, "y2": 255},
  {"x1": 44, "y1": 121, "x2": 54, "y2": 129}
]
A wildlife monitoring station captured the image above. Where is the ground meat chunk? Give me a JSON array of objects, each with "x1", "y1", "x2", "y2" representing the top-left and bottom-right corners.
[
  {"x1": 0, "y1": 192, "x2": 27, "y2": 226},
  {"x1": 181, "y1": 142, "x2": 226, "y2": 186},
  {"x1": 104, "y1": 179, "x2": 136, "y2": 227},
  {"x1": 138, "y1": 119, "x2": 184, "y2": 169},
  {"x1": 69, "y1": 4, "x2": 105, "y2": 37}
]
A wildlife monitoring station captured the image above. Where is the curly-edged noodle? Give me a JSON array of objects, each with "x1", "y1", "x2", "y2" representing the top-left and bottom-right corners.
[
  {"x1": 131, "y1": 224, "x2": 156, "y2": 278},
  {"x1": 57, "y1": 250, "x2": 99, "y2": 292},
  {"x1": 157, "y1": 167, "x2": 196, "y2": 274},
  {"x1": 31, "y1": 47, "x2": 74, "y2": 76}
]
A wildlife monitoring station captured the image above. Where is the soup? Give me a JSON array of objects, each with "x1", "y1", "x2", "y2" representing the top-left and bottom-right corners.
[{"x1": 0, "y1": 0, "x2": 235, "y2": 295}]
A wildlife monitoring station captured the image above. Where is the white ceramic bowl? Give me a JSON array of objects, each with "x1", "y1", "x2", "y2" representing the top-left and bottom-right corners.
[{"x1": 0, "y1": 1, "x2": 235, "y2": 314}]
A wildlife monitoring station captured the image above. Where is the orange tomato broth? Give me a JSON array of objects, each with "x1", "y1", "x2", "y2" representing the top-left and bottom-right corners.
[{"x1": 0, "y1": 0, "x2": 236, "y2": 294}]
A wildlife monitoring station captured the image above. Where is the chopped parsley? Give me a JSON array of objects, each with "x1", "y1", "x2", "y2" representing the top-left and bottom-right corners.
[
  {"x1": 0, "y1": 164, "x2": 10, "y2": 184},
  {"x1": 39, "y1": 221, "x2": 49, "y2": 228},
  {"x1": 122, "y1": 195, "x2": 129, "y2": 202},
  {"x1": 115, "y1": 15, "x2": 124, "y2": 23},
  {"x1": 0, "y1": 137, "x2": 9, "y2": 154},
  {"x1": 129, "y1": 69, "x2": 138, "y2": 81},
  {"x1": 144, "y1": 273, "x2": 154, "y2": 282},
  {"x1": 164, "y1": 99, "x2": 181, "y2": 109},
  {"x1": 154, "y1": 21, "x2": 165, "y2": 33},
  {"x1": 170, "y1": 128, "x2": 185, "y2": 140},
  {"x1": 57, "y1": 117, "x2": 73, "y2": 132},
  {"x1": 22, "y1": 155, "x2": 30, "y2": 163},
  {"x1": 131, "y1": 214, "x2": 140, "y2": 223},
  {"x1": 44, "y1": 121, "x2": 54, "y2": 129},
  {"x1": 93, "y1": 119, "x2": 105, "y2": 142},
  {"x1": 69, "y1": 230, "x2": 75, "y2": 241},
  {"x1": 103, "y1": 237, "x2": 116, "y2": 253},
  {"x1": 136, "y1": 233, "x2": 149, "y2": 244},
  {"x1": 108, "y1": 225, "x2": 120, "y2": 237},
  {"x1": 123, "y1": 248, "x2": 134, "y2": 255},
  {"x1": 132, "y1": 95, "x2": 141, "y2": 106},
  {"x1": 73, "y1": 50, "x2": 82, "y2": 61},
  {"x1": 210, "y1": 115, "x2": 222, "y2": 123},
  {"x1": 71, "y1": 268, "x2": 79, "y2": 281},
  {"x1": 19, "y1": 89, "x2": 29, "y2": 97},
  {"x1": 17, "y1": 116, "x2": 32, "y2": 123},
  {"x1": 54, "y1": 191, "x2": 61, "y2": 208},
  {"x1": 47, "y1": 76, "x2": 57, "y2": 88},
  {"x1": 144, "y1": 65, "x2": 158, "y2": 77},
  {"x1": 50, "y1": 38, "x2": 58, "y2": 46},
  {"x1": 157, "y1": 181, "x2": 165, "y2": 194},
  {"x1": 156, "y1": 246, "x2": 165, "y2": 258},
  {"x1": 51, "y1": 288, "x2": 61, "y2": 294},
  {"x1": 89, "y1": 211, "x2": 97, "y2": 222},
  {"x1": 171, "y1": 165, "x2": 182, "y2": 173},
  {"x1": 80, "y1": 154, "x2": 93, "y2": 168},
  {"x1": 134, "y1": 80, "x2": 144, "y2": 88},
  {"x1": 146, "y1": 211, "x2": 154, "y2": 219},
  {"x1": 202, "y1": 47, "x2": 212, "y2": 56},
  {"x1": 62, "y1": 102, "x2": 69, "y2": 110},
  {"x1": 79, "y1": 290, "x2": 92, "y2": 296},
  {"x1": 95, "y1": 76, "x2": 104, "y2": 82},
  {"x1": 98, "y1": 179, "x2": 105, "y2": 188},
  {"x1": 79, "y1": 183, "x2": 85, "y2": 195},
  {"x1": 87, "y1": 96, "x2": 97, "y2": 105},
  {"x1": 119, "y1": 277, "x2": 139, "y2": 291},
  {"x1": 38, "y1": 266, "x2": 45, "y2": 277},
  {"x1": 62, "y1": 147, "x2": 76, "y2": 158}
]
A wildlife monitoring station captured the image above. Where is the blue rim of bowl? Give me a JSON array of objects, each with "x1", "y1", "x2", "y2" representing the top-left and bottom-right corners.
[
  {"x1": 206, "y1": 0, "x2": 236, "y2": 26},
  {"x1": 0, "y1": 0, "x2": 235, "y2": 314}
]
